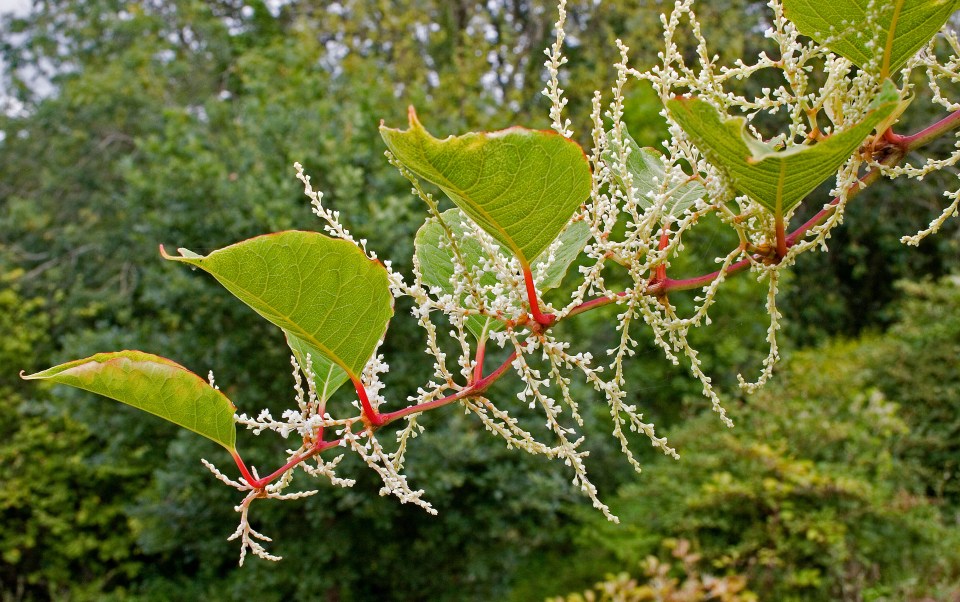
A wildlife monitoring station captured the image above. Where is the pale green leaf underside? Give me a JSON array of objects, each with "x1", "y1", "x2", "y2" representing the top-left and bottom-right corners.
[
  {"x1": 667, "y1": 90, "x2": 901, "y2": 217},
  {"x1": 538, "y1": 219, "x2": 591, "y2": 290},
  {"x1": 602, "y1": 128, "x2": 705, "y2": 219},
  {"x1": 164, "y1": 231, "x2": 392, "y2": 381},
  {"x1": 285, "y1": 331, "x2": 350, "y2": 402},
  {"x1": 380, "y1": 107, "x2": 592, "y2": 267},
  {"x1": 22, "y1": 351, "x2": 237, "y2": 450},
  {"x1": 783, "y1": 0, "x2": 960, "y2": 76},
  {"x1": 415, "y1": 209, "x2": 590, "y2": 339}
]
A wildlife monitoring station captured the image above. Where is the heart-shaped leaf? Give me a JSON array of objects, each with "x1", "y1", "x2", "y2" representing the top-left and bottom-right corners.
[
  {"x1": 21, "y1": 351, "x2": 237, "y2": 450},
  {"x1": 783, "y1": 0, "x2": 960, "y2": 77},
  {"x1": 602, "y1": 127, "x2": 705, "y2": 219},
  {"x1": 415, "y1": 209, "x2": 590, "y2": 339},
  {"x1": 163, "y1": 231, "x2": 392, "y2": 382},
  {"x1": 667, "y1": 84, "x2": 903, "y2": 219},
  {"x1": 380, "y1": 107, "x2": 592, "y2": 269}
]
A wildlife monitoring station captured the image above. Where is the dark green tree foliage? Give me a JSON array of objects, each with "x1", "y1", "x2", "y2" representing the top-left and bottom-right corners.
[{"x1": 782, "y1": 169, "x2": 960, "y2": 344}]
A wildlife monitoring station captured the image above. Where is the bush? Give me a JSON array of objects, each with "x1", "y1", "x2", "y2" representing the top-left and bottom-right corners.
[
  {"x1": 553, "y1": 539, "x2": 755, "y2": 602},
  {"x1": 539, "y1": 278, "x2": 960, "y2": 601},
  {"x1": 868, "y1": 278, "x2": 960, "y2": 510},
  {"x1": 0, "y1": 281, "x2": 153, "y2": 599}
]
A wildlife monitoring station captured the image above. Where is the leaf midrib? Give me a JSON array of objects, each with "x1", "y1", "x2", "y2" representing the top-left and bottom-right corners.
[
  {"x1": 411, "y1": 133, "x2": 533, "y2": 268},
  {"x1": 881, "y1": 0, "x2": 907, "y2": 79},
  {"x1": 211, "y1": 266, "x2": 360, "y2": 381},
  {"x1": 775, "y1": 161, "x2": 787, "y2": 219}
]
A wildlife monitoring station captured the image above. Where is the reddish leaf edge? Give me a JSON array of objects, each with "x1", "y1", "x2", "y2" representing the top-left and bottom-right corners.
[
  {"x1": 379, "y1": 105, "x2": 592, "y2": 166},
  {"x1": 20, "y1": 350, "x2": 237, "y2": 451},
  {"x1": 159, "y1": 231, "x2": 395, "y2": 383}
]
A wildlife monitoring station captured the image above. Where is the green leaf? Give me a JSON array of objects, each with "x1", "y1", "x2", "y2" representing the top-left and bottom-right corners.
[
  {"x1": 783, "y1": 0, "x2": 960, "y2": 77},
  {"x1": 380, "y1": 107, "x2": 592, "y2": 268},
  {"x1": 602, "y1": 128, "x2": 705, "y2": 219},
  {"x1": 21, "y1": 351, "x2": 237, "y2": 450},
  {"x1": 285, "y1": 331, "x2": 350, "y2": 402},
  {"x1": 163, "y1": 231, "x2": 393, "y2": 381},
  {"x1": 536, "y1": 219, "x2": 592, "y2": 290},
  {"x1": 415, "y1": 209, "x2": 590, "y2": 339},
  {"x1": 666, "y1": 86, "x2": 903, "y2": 218}
]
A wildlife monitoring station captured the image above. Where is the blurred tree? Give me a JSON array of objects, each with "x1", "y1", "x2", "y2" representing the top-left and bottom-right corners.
[
  {"x1": 866, "y1": 277, "x2": 960, "y2": 510},
  {"x1": 551, "y1": 539, "x2": 755, "y2": 602}
]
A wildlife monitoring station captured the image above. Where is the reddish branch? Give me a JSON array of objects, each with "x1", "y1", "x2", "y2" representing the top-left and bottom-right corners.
[
  {"x1": 352, "y1": 377, "x2": 384, "y2": 428},
  {"x1": 232, "y1": 439, "x2": 343, "y2": 489},
  {"x1": 379, "y1": 349, "x2": 519, "y2": 424},
  {"x1": 231, "y1": 350, "x2": 521, "y2": 489},
  {"x1": 522, "y1": 265, "x2": 556, "y2": 327},
  {"x1": 231, "y1": 108, "x2": 960, "y2": 491},
  {"x1": 472, "y1": 336, "x2": 487, "y2": 384},
  {"x1": 884, "y1": 109, "x2": 960, "y2": 151}
]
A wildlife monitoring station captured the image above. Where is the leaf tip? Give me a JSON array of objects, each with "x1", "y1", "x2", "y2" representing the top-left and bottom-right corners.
[
  {"x1": 407, "y1": 105, "x2": 421, "y2": 128},
  {"x1": 379, "y1": 106, "x2": 424, "y2": 141},
  {"x1": 161, "y1": 245, "x2": 203, "y2": 262},
  {"x1": 871, "y1": 80, "x2": 901, "y2": 108}
]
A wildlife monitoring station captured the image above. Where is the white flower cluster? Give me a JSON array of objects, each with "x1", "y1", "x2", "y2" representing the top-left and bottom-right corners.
[
  {"x1": 588, "y1": 0, "x2": 956, "y2": 416},
  {"x1": 543, "y1": 0, "x2": 573, "y2": 138},
  {"x1": 888, "y1": 28, "x2": 960, "y2": 245}
]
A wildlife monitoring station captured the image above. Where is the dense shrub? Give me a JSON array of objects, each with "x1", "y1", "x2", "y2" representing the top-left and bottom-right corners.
[{"x1": 534, "y1": 278, "x2": 960, "y2": 601}]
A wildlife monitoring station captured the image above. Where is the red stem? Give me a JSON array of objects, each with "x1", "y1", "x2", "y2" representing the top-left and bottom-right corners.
[
  {"x1": 473, "y1": 337, "x2": 486, "y2": 383},
  {"x1": 659, "y1": 257, "x2": 755, "y2": 293},
  {"x1": 379, "y1": 351, "x2": 518, "y2": 424},
  {"x1": 522, "y1": 266, "x2": 555, "y2": 326},
  {"x1": 654, "y1": 224, "x2": 670, "y2": 281},
  {"x1": 352, "y1": 377, "x2": 383, "y2": 427},
  {"x1": 785, "y1": 168, "x2": 882, "y2": 246},
  {"x1": 883, "y1": 127, "x2": 905, "y2": 146},
  {"x1": 774, "y1": 215, "x2": 788, "y2": 259},
  {"x1": 565, "y1": 291, "x2": 628, "y2": 318},
  {"x1": 228, "y1": 348, "x2": 522, "y2": 491},
  {"x1": 231, "y1": 438, "x2": 342, "y2": 489},
  {"x1": 899, "y1": 109, "x2": 960, "y2": 150},
  {"x1": 232, "y1": 450, "x2": 259, "y2": 486}
]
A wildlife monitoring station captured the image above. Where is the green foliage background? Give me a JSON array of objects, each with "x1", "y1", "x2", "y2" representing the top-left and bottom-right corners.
[{"x1": 1, "y1": 1, "x2": 958, "y2": 600}]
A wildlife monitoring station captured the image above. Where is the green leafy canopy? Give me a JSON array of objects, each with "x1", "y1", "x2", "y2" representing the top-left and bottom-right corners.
[
  {"x1": 415, "y1": 209, "x2": 591, "y2": 339},
  {"x1": 21, "y1": 351, "x2": 237, "y2": 450},
  {"x1": 380, "y1": 107, "x2": 592, "y2": 269},
  {"x1": 783, "y1": 0, "x2": 960, "y2": 78},
  {"x1": 163, "y1": 231, "x2": 393, "y2": 388},
  {"x1": 667, "y1": 83, "x2": 904, "y2": 219}
]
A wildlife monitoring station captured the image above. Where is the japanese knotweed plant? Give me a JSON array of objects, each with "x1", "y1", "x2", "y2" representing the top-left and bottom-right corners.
[{"x1": 21, "y1": 0, "x2": 960, "y2": 564}]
